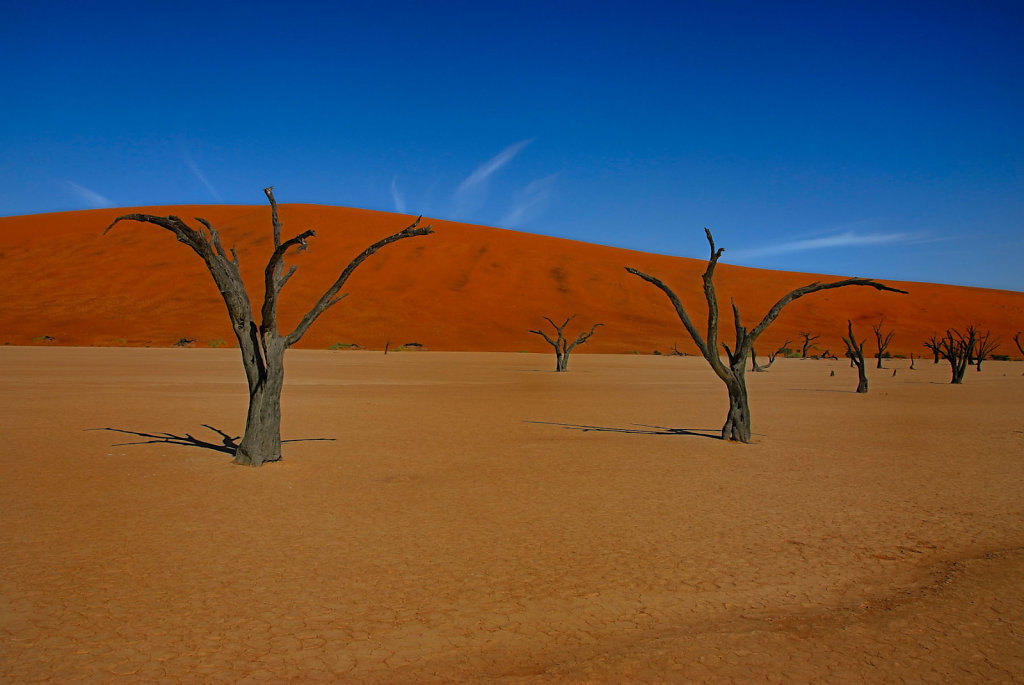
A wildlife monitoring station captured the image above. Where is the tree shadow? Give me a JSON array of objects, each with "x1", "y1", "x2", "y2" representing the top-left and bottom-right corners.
[
  {"x1": 89, "y1": 425, "x2": 334, "y2": 456},
  {"x1": 525, "y1": 420, "x2": 722, "y2": 440}
]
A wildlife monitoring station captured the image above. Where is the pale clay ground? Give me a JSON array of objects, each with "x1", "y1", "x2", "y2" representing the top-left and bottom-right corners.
[{"x1": 1, "y1": 347, "x2": 1022, "y2": 683}]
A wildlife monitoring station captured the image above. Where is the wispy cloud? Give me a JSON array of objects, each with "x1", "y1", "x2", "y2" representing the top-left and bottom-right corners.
[
  {"x1": 729, "y1": 230, "x2": 934, "y2": 260},
  {"x1": 502, "y1": 173, "x2": 559, "y2": 227},
  {"x1": 390, "y1": 176, "x2": 406, "y2": 214},
  {"x1": 66, "y1": 181, "x2": 112, "y2": 208},
  {"x1": 185, "y1": 153, "x2": 221, "y2": 201},
  {"x1": 456, "y1": 138, "x2": 533, "y2": 195}
]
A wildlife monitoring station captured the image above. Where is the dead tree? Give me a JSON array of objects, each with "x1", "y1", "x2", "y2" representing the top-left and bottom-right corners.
[
  {"x1": 798, "y1": 331, "x2": 820, "y2": 359},
  {"x1": 752, "y1": 339, "x2": 791, "y2": 372},
  {"x1": 974, "y1": 330, "x2": 999, "y2": 372},
  {"x1": 938, "y1": 327, "x2": 976, "y2": 384},
  {"x1": 842, "y1": 320, "x2": 869, "y2": 393},
  {"x1": 1007, "y1": 331, "x2": 1024, "y2": 358},
  {"x1": 871, "y1": 319, "x2": 895, "y2": 369},
  {"x1": 625, "y1": 229, "x2": 906, "y2": 442},
  {"x1": 923, "y1": 334, "x2": 942, "y2": 364},
  {"x1": 105, "y1": 187, "x2": 433, "y2": 466},
  {"x1": 529, "y1": 316, "x2": 602, "y2": 372}
]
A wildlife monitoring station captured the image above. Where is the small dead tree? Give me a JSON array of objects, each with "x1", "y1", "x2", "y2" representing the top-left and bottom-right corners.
[
  {"x1": 1014, "y1": 332, "x2": 1024, "y2": 359},
  {"x1": 974, "y1": 330, "x2": 999, "y2": 372},
  {"x1": 529, "y1": 315, "x2": 603, "y2": 372},
  {"x1": 923, "y1": 334, "x2": 942, "y2": 364},
  {"x1": 871, "y1": 319, "x2": 895, "y2": 369},
  {"x1": 842, "y1": 320, "x2": 869, "y2": 393},
  {"x1": 751, "y1": 339, "x2": 791, "y2": 372},
  {"x1": 625, "y1": 229, "x2": 906, "y2": 442},
  {"x1": 798, "y1": 331, "x2": 820, "y2": 359},
  {"x1": 105, "y1": 187, "x2": 433, "y2": 466},
  {"x1": 938, "y1": 326, "x2": 977, "y2": 384}
]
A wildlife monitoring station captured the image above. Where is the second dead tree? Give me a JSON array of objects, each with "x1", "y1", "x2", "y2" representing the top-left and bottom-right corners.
[
  {"x1": 529, "y1": 315, "x2": 603, "y2": 372},
  {"x1": 751, "y1": 339, "x2": 791, "y2": 372},
  {"x1": 842, "y1": 320, "x2": 869, "y2": 393},
  {"x1": 974, "y1": 330, "x2": 999, "y2": 372},
  {"x1": 872, "y1": 319, "x2": 895, "y2": 369},
  {"x1": 799, "y1": 331, "x2": 820, "y2": 359},
  {"x1": 938, "y1": 327, "x2": 977, "y2": 384},
  {"x1": 626, "y1": 229, "x2": 906, "y2": 442}
]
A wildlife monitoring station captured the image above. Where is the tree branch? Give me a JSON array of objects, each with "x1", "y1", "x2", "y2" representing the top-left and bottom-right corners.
[
  {"x1": 749, "y1": 279, "x2": 908, "y2": 343},
  {"x1": 624, "y1": 267, "x2": 709, "y2": 356},
  {"x1": 284, "y1": 216, "x2": 433, "y2": 346}
]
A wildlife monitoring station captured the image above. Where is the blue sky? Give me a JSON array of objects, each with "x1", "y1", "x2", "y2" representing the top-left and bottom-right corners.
[{"x1": 3, "y1": 1, "x2": 1022, "y2": 290}]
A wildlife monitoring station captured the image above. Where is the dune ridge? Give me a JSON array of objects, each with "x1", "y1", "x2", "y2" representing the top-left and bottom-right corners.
[{"x1": 2, "y1": 204, "x2": 1021, "y2": 357}]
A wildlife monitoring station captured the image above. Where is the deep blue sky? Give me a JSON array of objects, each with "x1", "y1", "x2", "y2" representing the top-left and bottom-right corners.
[{"x1": 3, "y1": 1, "x2": 1022, "y2": 290}]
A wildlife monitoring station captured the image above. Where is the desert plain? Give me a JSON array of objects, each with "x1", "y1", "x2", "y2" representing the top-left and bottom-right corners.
[{"x1": 2, "y1": 345, "x2": 1023, "y2": 683}]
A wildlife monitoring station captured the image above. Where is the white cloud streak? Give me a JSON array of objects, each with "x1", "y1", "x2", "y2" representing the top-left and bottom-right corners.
[
  {"x1": 730, "y1": 230, "x2": 931, "y2": 260},
  {"x1": 456, "y1": 138, "x2": 533, "y2": 194},
  {"x1": 390, "y1": 176, "x2": 406, "y2": 214},
  {"x1": 185, "y1": 154, "x2": 222, "y2": 201},
  {"x1": 66, "y1": 181, "x2": 113, "y2": 208},
  {"x1": 502, "y1": 173, "x2": 559, "y2": 227}
]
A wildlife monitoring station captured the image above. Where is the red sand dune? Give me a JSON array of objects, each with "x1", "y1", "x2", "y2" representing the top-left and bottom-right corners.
[{"x1": 2, "y1": 204, "x2": 1022, "y2": 357}]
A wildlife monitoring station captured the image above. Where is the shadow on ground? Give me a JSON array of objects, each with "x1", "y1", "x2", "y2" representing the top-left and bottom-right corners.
[
  {"x1": 89, "y1": 425, "x2": 334, "y2": 456},
  {"x1": 526, "y1": 420, "x2": 722, "y2": 440}
]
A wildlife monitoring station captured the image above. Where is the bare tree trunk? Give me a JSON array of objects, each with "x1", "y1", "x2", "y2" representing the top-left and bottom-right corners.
[
  {"x1": 723, "y1": 361, "x2": 751, "y2": 441},
  {"x1": 842, "y1": 320, "x2": 868, "y2": 393}
]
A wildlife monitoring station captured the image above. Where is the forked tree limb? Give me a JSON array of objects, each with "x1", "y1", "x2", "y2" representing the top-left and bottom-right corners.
[{"x1": 283, "y1": 216, "x2": 432, "y2": 346}]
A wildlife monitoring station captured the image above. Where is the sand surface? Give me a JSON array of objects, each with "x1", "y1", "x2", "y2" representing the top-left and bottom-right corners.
[{"x1": 2, "y1": 347, "x2": 1023, "y2": 683}]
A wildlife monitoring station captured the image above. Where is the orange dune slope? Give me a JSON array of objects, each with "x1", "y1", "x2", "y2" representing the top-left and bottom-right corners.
[{"x1": 1, "y1": 204, "x2": 1022, "y2": 356}]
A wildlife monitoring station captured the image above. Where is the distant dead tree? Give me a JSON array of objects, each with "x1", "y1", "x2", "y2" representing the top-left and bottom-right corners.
[
  {"x1": 529, "y1": 315, "x2": 603, "y2": 372},
  {"x1": 1014, "y1": 332, "x2": 1024, "y2": 359},
  {"x1": 938, "y1": 327, "x2": 977, "y2": 384},
  {"x1": 871, "y1": 319, "x2": 895, "y2": 369},
  {"x1": 842, "y1": 320, "x2": 869, "y2": 393},
  {"x1": 974, "y1": 330, "x2": 999, "y2": 372},
  {"x1": 670, "y1": 342, "x2": 688, "y2": 356},
  {"x1": 798, "y1": 331, "x2": 820, "y2": 359},
  {"x1": 105, "y1": 187, "x2": 433, "y2": 466},
  {"x1": 909, "y1": 353, "x2": 916, "y2": 370},
  {"x1": 625, "y1": 229, "x2": 906, "y2": 442},
  {"x1": 751, "y1": 339, "x2": 792, "y2": 372},
  {"x1": 923, "y1": 334, "x2": 942, "y2": 364}
]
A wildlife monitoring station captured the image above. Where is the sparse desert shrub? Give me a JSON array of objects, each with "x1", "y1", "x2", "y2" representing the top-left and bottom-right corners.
[
  {"x1": 174, "y1": 337, "x2": 196, "y2": 347},
  {"x1": 328, "y1": 342, "x2": 362, "y2": 350},
  {"x1": 209, "y1": 338, "x2": 226, "y2": 348},
  {"x1": 33, "y1": 335, "x2": 56, "y2": 343},
  {"x1": 992, "y1": 354, "x2": 1011, "y2": 361}
]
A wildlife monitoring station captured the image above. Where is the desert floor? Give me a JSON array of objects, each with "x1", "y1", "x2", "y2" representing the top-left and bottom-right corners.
[{"x1": 1, "y1": 347, "x2": 1023, "y2": 683}]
